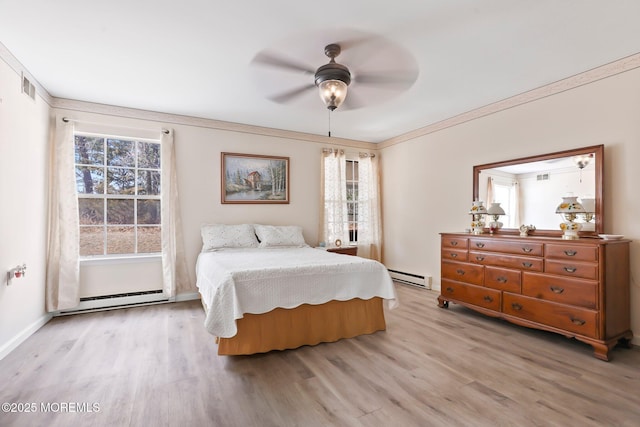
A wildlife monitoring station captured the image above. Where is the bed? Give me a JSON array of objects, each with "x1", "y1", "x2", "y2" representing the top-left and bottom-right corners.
[{"x1": 195, "y1": 224, "x2": 398, "y2": 355}]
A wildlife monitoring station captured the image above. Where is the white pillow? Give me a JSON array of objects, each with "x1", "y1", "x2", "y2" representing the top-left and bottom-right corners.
[
  {"x1": 201, "y1": 224, "x2": 259, "y2": 251},
  {"x1": 254, "y1": 225, "x2": 308, "y2": 248}
]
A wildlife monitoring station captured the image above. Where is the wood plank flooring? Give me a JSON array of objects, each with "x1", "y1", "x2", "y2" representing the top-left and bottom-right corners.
[{"x1": 1, "y1": 284, "x2": 638, "y2": 427}]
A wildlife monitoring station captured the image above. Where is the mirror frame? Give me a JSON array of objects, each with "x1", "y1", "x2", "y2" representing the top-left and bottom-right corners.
[{"x1": 473, "y1": 144, "x2": 604, "y2": 237}]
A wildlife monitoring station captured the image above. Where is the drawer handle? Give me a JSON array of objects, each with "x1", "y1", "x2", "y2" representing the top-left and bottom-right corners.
[
  {"x1": 570, "y1": 317, "x2": 586, "y2": 326},
  {"x1": 450, "y1": 253, "x2": 458, "y2": 258},
  {"x1": 496, "y1": 276, "x2": 508, "y2": 283},
  {"x1": 550, "y1": 286, "x2": 565, "y2": 294},
  {"x1": 475, "y1": 242, "x2": 485, "y2": 248},
  {"x1": 475, "y1": 256, "x2": 485, "y2": 261},
  {"x1": 483, "y1": 295, "x2": 494, "y2": 303},
  {"x1": 521, "y1": 247, "x2": 533, "y2": 253},
  {"x1": 522, "y1": 262, "x2": 533, "y2": 268},
  {"x1": 450, "y1": 241, "x2": 458, "y2": 246},
  {"x1": 563, "y1": 266, "x2": 577, "y2": 273},
  {"x1": 564, "y1": 250, "x2": 577, "y2": 256},
  {"x1": 511, "y1": 303, "x2": 523, "y2": 311},
  {"x1": 456, "y1": 269, "x2": 465, "y2": 276},
  {"x1": 446, "y1": 286, "x2": 454, "y2": 293}
]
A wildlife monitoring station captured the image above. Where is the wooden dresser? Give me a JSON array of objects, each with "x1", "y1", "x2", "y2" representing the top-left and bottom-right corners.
[{"x1": 438, "y1": 233, "x2": 632, "y2": 360}]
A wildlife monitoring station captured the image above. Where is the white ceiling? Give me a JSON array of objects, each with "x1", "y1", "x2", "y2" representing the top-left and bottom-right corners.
[{"x1": 1, "y1": 1, "x2": 640, "y2": 143}]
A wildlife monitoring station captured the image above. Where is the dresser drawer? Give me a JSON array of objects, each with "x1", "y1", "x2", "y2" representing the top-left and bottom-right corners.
[
  {"x1": 503, "y1": 293, "x2": 598, "y2": 338},
  {"x1": 485, "y1": 266, "x2": 521, "y2": 293},
  {"x1": 469, "y1": 251, "x2": 543, "y2": 272},
  {"x1": 442, "y1": 237, "x2": 468, "y2": 250},
  {"x1": 469, "y1": 238, "x2": 543, "y2": 256},
  {"x1": 545, "y1": 244, "x2": 598, "y2": 262},
  {"x1": 441, "y1": 248, "x2": 468, "y2": 262},
  {"x1": 441, "y1": 279, "x2": 501, "y2": 311},
  {"x1": 545, "y1": 259, "x2": 598, "y2": 280},
  {"x1": 522, "y1": 272, "x2": 597, "y2": 309},
  {"x1": 442, "y1": 260, "x2": 484, "y2": 285}
]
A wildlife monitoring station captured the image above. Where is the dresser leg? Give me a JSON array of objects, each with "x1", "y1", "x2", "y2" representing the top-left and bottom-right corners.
[
  {"x1": 437, "y1": 296, "x2": 449, "y2": 308},
  {"x1": 591, "y1": 342, "x2": 610, "y2": 361}
]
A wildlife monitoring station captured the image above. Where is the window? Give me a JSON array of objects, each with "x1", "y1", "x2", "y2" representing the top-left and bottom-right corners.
[
  {"x1": 346, "y1": 159, "x2": 358, "y2": 243},
  {"x1": 492, "y1": 181, "x2": 517, "y2": 228},
  {"x1": 74, "y1": 133, "x2": 161, "y2": 256}
]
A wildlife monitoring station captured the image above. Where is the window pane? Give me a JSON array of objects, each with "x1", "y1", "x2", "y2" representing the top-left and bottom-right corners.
[
  {"x1": 107, "y1": 167, "x2": 135, "y2": 194},
  {"x1": 137, "y1": 199, "x2": 161, "y2": 224},
  {"x1": 79, "y1": 226, "x2": 105, "y2": 256},
  {"x1": 78, "y1": 198, "x2": 104, "y2": 225},
  {"x1": 107, "y1": 139, "x2": 135, "y2": 167},
  {"x1": 138, "y1": 141, "x2": 160, "y2": 169},
  {"x1": 75, "y1": 136, "x2": 104, "y2": 165},
  {"x1": 138, "y1": 226, "x2": 161, "y2": 253},
  {"x1": 107, "y1": 199, "x2": 134, "y2": 224},
  {"x1": 107, "y1": 226, "x2": 135, "y2": 254},
  {"x1": 76, "y1": 166, "x2": 104, "y2": 194},
  {"x1": 137, "y1": 170, "x2": 161, "y2": 195},
  {"x1": 346, "y1": 160, "x2": 355, "y2": 181}
]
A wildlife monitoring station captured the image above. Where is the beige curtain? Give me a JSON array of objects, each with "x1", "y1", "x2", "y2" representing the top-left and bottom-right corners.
[
  {"x1": 320, "y1": 149, "x2": 349, "y2": 246},
  {"x1": 513, "y1": 182, "x2": 521, "y2": 227},
  {"x1": 46, "y1": 117, "x2": 80, "y2": 311},
  {"x1": 357, "y1": 153, "x2": 382, "y2": 261},
  {"x1": 160, "y1": 129, "x2": 190, "y2": 297},
  {"x1": 486, "y1": 177, "x2": 494, "y2": 204}
]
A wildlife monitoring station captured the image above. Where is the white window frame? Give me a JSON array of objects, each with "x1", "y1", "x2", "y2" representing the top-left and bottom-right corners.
[{"x1": 75, "y1": 131, "x2": 162, "y2": 259}]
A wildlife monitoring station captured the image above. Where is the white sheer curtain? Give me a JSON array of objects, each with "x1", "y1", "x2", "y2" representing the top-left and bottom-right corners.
[
  {"x1": 357, "y1": 153, "x2": 382, "y2": 261},
  {"x1": 160, "y1": 129, "x2": 190, "y2": 298},
  {"x1": 320, "y1": 149, "x2": 349, "y2": 246},
  {"x1": 46, "y1": 117, "x2": 80, "y2": 311}
]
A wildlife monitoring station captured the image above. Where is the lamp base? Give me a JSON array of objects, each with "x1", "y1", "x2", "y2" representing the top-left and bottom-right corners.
[{"x1": 562, "y1": 234, "x2": 580, "y2": 240}]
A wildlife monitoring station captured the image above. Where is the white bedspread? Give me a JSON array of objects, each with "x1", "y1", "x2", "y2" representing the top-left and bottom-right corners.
[{"x1": 195, "y1": 247, "x2": 398, "y2": 338}]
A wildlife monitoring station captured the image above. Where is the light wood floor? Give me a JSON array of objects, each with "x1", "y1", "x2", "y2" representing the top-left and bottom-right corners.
[{"x1": 1, "y1": 284, "x2": 638, "y2": 427}]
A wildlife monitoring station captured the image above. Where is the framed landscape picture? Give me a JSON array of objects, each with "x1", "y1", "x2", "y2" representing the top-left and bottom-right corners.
[{"x1": 221, "y1": 152, "x2": 290, "y2": 204}]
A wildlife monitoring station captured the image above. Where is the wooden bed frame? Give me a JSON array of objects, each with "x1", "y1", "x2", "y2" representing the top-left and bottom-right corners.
[{"x1": 214, "y1": 297, "x2": 386, "y2": 355}]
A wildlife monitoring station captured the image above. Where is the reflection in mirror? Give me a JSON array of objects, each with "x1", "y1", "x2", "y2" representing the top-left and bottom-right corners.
[{"x1": 473, "y1": 145, "x2": 603, "y2": 236}]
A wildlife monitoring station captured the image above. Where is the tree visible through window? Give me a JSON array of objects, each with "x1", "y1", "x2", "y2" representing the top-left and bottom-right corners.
[{"x1": 75, "y1": 134, "x2": 161, "y2": 256}]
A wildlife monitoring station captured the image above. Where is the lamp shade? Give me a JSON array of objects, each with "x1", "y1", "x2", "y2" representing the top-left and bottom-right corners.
[
  {"x1": 487, "y1": 202, "x2": 506, "y2": 216},
  {"x1": 556, "y1": 196, "x2": 586, "y2": 214},
  {"x1": 318, "y1": 79, "x2": 348, "y2": 111},
  {"x1": 469, "y1": 200, "x2": 487, "y2": 214},
  {"x1": 580, "y1": 197, "x2": 595, "y2": 213}
]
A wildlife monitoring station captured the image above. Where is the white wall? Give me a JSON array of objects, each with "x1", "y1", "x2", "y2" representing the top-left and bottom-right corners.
[
  {"x1": 0, "y1": 58, "x2": 51, "y2": 358},
  {"x1": 381, "y1": 66, "x2": 640, "y2": 345},
  {"x1": 52, "y1": 109, "x2": 375, "y2": 295}
]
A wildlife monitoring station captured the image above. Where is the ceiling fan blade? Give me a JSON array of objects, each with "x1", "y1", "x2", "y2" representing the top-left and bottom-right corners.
[
  {"x1": 353, "y1": 71, "x2": 419, "y2": 88},
  {"x1": 252, "y1": 51, "x2": 315, "y2": 75},
  {"x1": 268, "y1": 84, "x2": 316, "y2": 104}
]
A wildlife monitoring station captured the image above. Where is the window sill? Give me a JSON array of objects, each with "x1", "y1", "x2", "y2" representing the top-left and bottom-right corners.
[{"x1": 80, "y1": 254, "x2": 162, "y2": 266}]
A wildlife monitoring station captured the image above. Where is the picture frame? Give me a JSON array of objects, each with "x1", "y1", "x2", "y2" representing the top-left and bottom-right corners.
[{"x1": 221, "y1": 152, "x2": 290, "y2": 204}]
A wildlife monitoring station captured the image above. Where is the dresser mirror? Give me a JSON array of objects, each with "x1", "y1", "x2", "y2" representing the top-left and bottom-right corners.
[{"x1": 473, "y1": 145, "x2": 604, "y2": 237}]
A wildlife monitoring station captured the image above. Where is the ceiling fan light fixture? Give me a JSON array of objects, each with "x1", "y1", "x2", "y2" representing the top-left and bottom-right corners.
[{"x1": 318, "y1": 79, "x2": 348, "y2": 111}]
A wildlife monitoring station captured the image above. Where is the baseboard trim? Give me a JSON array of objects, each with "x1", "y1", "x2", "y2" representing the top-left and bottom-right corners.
[
  {"x1": 175, "y1": 292, "x2": 200, "y2": 302},
  {"x1": 0, "y1": 313, "x2": 52, "y2": 361}
]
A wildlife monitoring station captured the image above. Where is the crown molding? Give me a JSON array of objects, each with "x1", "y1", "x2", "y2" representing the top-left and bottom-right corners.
[
  {"x1": 379, "y1": 52, "x2": 640, "y2": 149},
  {"x1": 51, "y1": 97, "x2": 375, "y2": 150},
  {"x1": 0, "y1": 41, "x2": 53, "y2": 105}
]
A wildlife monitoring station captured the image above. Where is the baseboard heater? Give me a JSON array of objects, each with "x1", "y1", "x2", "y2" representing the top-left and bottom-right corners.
[
  {"x1": 55, "y1": 290, "x2": 169, "y2": 316},
  {"x1": 388, "y1": 269, "x2": 431, "y2": 289}
]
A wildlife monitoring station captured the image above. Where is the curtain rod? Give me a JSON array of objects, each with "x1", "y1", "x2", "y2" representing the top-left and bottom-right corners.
[
  {"x1": 322, "y1": 148, "x2": 375, "y2": 158},
  {"x1": 61, "y1": 116, "x2": 170, "y2": 134}
]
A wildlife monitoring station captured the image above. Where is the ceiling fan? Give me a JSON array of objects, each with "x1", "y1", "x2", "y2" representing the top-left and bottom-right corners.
[{"x1": 251, "y1": 41, "x2": 418, "y2": 111}]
